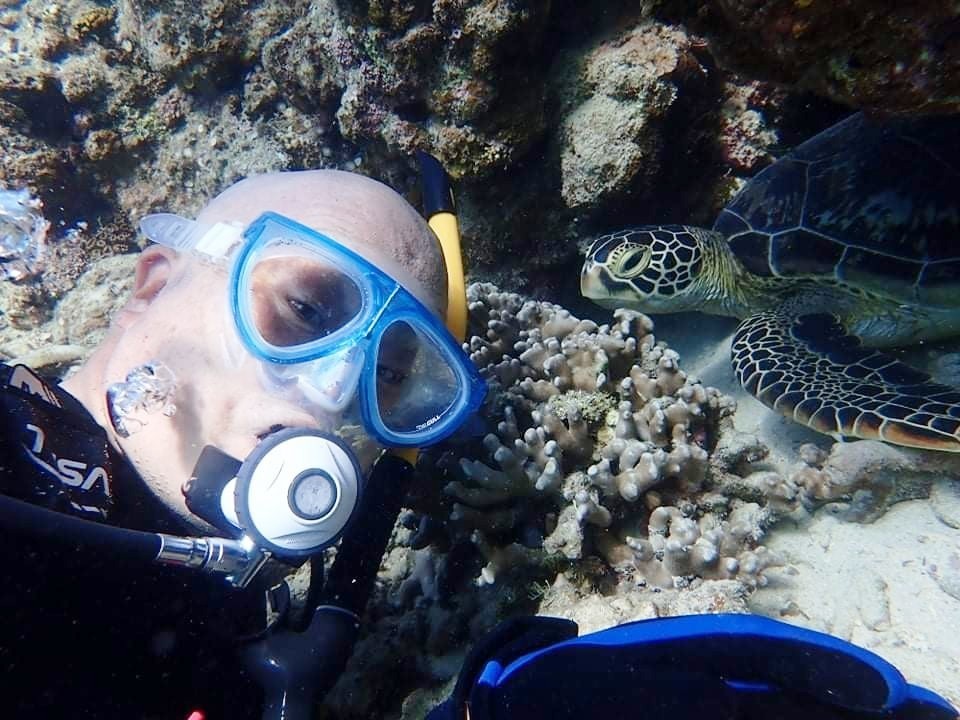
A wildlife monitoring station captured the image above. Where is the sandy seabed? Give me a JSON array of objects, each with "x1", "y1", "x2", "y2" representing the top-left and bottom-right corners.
[{"x1": 655, "y1": 312, "x2": 960, "y2": 705}]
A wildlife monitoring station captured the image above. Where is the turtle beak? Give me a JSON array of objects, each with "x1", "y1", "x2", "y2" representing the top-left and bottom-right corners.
[{"x1": 580, "y1": 260, "x2": 610, "y2": 301}]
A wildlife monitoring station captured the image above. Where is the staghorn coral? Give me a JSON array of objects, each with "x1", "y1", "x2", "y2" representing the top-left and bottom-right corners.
[{"x1": 429, "y1": 282, "x2": 787, "y2": 596}]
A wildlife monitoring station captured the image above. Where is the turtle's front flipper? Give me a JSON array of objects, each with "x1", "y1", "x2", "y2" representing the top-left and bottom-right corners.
[{"x1": 732, "y1": 311, "x2": 960, "y2": 452}]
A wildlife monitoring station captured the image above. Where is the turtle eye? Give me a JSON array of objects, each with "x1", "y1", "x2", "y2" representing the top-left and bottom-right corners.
[{"x1": 612, "y1": 245, "x2": 652, "y2": 279}]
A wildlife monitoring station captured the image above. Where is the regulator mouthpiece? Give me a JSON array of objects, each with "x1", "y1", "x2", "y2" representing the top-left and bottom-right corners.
[{"x1": 185, "y1": 428, "x2": 364, "y2": 560}]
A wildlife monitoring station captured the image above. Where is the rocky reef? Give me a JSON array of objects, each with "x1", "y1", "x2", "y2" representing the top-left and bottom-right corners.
[
  {"x1": 696, "y1": 0, "x2": 960, "y2": 116},
  {"x1": 0, "y1": 0, "x2": 905, "y2": 301}
]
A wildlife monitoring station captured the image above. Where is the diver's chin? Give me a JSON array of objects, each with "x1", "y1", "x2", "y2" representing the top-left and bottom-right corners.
[
  {"x1": 137, "y1": 468, "x2": 223, "y2": 535},
  {"x1": 172, "y1": 504, "x2": 222, "y2": 536}
]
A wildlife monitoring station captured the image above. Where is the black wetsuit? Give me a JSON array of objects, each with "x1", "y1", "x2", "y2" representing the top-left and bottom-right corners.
[{"x1": 0, "y1": 364, "x2": 263, "y2": 719}]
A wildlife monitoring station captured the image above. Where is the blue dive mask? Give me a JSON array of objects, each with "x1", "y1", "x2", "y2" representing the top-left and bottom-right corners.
[{"x1": 139, "y1": 211, "x2": 486, "y2": 448}]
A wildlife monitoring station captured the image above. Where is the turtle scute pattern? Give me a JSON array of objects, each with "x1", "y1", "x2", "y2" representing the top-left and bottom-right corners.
[
  {"x1": 732, "y1": 311, "x2": 960, "y2": 452},
  {"x1": 713, "y1": 113, "x2": 960, "y2": 308}
]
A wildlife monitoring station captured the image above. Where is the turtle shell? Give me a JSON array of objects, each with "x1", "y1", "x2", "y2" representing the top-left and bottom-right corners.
[{"x1": 714, "y1": 113, "x2": 960, "y2": 308}]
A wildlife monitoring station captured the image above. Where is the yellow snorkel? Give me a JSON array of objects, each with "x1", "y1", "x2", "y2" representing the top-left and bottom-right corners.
[{"x1": 417, "y1": 150, "x2": 468, "y2": 343}]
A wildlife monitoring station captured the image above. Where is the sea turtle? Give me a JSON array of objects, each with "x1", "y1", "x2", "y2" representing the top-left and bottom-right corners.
[{"x1": 580, "y1": 112, "x2": 960, "y2": 452}]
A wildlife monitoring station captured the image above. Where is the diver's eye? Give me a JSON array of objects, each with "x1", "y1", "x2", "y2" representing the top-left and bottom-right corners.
[
  {"x1": 612, "y1": 245, "x2": 652, "y2": 279},
  {"x1": 250, "y1": 256, "x2": 364, "y2": 347},
  {"x1": 376, "y1": 363, "x2": 407, "y2": 387},
  {"x1": 287, "y1": 297, "x2": 340, "y2": 338},
  {"x1": 283, "y1": 270, "x2": 362, "y2": 339}
]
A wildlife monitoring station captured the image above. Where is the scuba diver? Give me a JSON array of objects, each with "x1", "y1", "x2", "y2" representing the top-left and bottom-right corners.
[
  {"x1": 0, "y1": 156, "x2": 956, "y2": 720},
  {"x1": 0, "y1": 162, "x2": 483, "y2": 718}
]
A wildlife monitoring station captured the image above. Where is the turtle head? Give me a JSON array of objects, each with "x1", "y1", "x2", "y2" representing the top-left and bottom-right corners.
[{"x1": 581, "y1": 225, "x2": 708, "y2": 313}]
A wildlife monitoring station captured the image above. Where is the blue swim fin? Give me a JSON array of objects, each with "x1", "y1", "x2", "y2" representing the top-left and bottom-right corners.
[{"x1": 430, "y1": 614, "x2": 957, "y2": 720}]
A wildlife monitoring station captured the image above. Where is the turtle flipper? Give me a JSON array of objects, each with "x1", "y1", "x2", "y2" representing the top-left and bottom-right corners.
[{"x1": 732, "y1": 311, "x2": 960, "y2": 452}]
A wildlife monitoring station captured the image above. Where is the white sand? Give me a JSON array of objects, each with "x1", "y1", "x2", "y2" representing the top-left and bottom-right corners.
[{"x1": 751, "y1": 499, "x2": 960, "y2": 705}]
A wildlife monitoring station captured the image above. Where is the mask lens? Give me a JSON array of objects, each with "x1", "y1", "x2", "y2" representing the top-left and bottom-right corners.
[
  {"x1": 375, "y1": 321, "x2": 460, "y2": 435},
  {"x1": 248, "y1": 255, "x2": 363, "y2": 347}
]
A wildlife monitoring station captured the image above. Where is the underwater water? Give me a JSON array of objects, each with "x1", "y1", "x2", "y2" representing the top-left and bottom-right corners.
[{"x1": 1, "y1": 1, "x2": 959, "y2": 718}]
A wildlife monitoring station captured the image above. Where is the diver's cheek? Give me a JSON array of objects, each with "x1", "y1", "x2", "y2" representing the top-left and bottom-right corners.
[{"x1": 201, "y1": 385, "x2": 323, "y2": 462}]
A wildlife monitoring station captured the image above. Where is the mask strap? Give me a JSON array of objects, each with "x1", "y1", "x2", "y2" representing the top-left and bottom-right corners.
[{"x1": 139, "y1": 213, "x2": 244, "y2": 260}]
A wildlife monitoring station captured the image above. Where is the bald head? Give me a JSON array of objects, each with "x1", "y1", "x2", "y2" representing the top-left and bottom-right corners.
[{"x1": 194, "y1": 170, "x2": 447, "y2": 316}]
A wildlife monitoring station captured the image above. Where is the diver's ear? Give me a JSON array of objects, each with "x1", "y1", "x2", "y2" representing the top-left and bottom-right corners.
[
  {"x1": 132, "y1": 245, "x2": 176, "y2": 302},
  {"x1": 115, "y1": 246, "x2": 177, "y2": 326}
]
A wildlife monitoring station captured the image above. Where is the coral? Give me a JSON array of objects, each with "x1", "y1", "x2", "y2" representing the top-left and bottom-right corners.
[
  {"x1": 790, "y1": 440, "x2": 960, "y2": 523},
  {"x1": 426, "y1": 282, "x2": 788, "y2": 594},
  {"x1": 700, "y1": 0, "x2": 960, "y2": 115},
  {"x1": 551, "y1": 20, "x2": 708, "y2": 209}
]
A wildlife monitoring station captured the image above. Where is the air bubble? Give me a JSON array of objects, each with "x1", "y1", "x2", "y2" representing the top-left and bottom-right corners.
[
  {"x1": 107, "y1": 361, "x2": 178, "y2": 438},
  {"x1": 0, "y1": 188, "x2": 49, "y2": 281}
]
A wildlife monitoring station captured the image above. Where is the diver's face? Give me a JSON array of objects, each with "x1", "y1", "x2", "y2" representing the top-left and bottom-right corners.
[
  {"x1": 97, "y1": 171, "x2": 446, "y2": 528},
  {"x1": 106, "y1": 235, "x2": 427, "y2": 528},
  {"x1": 104, "y1": 256, "x2": 339, "y2": 527}
]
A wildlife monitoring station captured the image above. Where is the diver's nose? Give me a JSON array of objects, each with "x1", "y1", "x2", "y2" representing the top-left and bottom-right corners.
[{"x1": 309, "y1": 346, "x2": 365, "y2": 414}]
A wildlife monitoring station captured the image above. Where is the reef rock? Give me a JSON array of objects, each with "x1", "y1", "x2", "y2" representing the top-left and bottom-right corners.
[
  {"x1": 551, "y1": 20, "x2": 708, "y2": 210},
  {"x1": 261, "y1": 0, "x2": 553, "y2": 178},
  {"x1": 790, "y1": 440, "x2": 960, "y2": 523},
  {"x1": 701, "y1": 0, "x2": 960, "y2": 115}
]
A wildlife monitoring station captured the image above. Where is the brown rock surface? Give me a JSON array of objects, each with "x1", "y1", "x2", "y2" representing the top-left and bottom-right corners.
[{"x1": 701, "y1": 0, "x2": 960, "y2": 115}]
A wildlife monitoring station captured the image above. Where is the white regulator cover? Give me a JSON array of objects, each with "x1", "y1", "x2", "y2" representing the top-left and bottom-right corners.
[{"x1": 234, "y1": 428, "x2": 363, "y2": 556}]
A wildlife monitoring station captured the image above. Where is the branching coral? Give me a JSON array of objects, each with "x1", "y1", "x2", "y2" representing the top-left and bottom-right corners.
[{"x1": 427, "y1": 283, "x2": 787, "y2": 596}]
